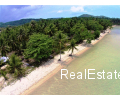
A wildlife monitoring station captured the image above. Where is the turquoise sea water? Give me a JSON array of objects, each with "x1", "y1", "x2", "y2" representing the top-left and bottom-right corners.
[{"x1": 29, "y1": 26, "x2": 120, "y2": 95}]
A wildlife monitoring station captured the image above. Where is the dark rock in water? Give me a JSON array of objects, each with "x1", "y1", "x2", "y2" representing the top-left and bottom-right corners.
[
  {"x1": 69, "y1": 54, "x2": 72, "y2": 56},
  {"x1": 49, "y1": 55, "x2": 54, "y2": 59}
]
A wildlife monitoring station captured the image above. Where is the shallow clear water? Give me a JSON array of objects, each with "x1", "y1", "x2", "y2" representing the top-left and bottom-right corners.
[{"x1": 29, "y1": 26, "x2": 120, "y2": 95}]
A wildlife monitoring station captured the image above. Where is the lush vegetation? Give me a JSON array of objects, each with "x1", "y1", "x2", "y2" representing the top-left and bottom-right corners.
[
  {"x1": 0, "y1": 15, "x2": 112, "y2": 80},
  {"x1": 24, "y1": 34, "x2": 53, "y2": 62},
  {"x1": 7, "y1": 53, "x2": 25, "y2": 78},
  {"x1": 0, "y1": 16, "x2": 112, "y2": 60},
  {"x1": 0, "y1": 14, "x2": 118, "y2": 28},
  {"x1": 111, "y1": 18, "x2": 120, "y2": 25}
]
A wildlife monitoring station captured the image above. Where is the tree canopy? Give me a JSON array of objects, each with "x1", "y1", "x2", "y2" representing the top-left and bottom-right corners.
[
  {"x1": 0, "y1": 15, "x2": 112, "y2": 63},
  {"x1": 24, "y1": 34, "x2": 53, "y2": 62}
]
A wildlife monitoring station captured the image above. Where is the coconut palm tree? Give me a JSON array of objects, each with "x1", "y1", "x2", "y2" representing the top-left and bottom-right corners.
[
  {"x1": 30, "y1": 20, "x2": 36, "y2": 28},
  {"x1": 18, "y1": 28, "x2": 24, "y2": 42},
  {"x1": 68, "y1": 39, "x2": 78, "y2": 56},
  {"x1": 54, "y1": 31, "x2": 67, "y2": 61},
  {"x1": 0, "y1": 37, "x2": 9, "y2": 56},
  {"x1": 7, "y1": 53, "x2": 25, "y2": 78},
  {"x1": 17, "y1": 27, "x2": 27, "y2": 54},
  {"x1": 9, "y1": 34, "x2": 19, "y2": 51},
  {"x1": 44, "y1": 24, "x2": 57, "y2": 37}
]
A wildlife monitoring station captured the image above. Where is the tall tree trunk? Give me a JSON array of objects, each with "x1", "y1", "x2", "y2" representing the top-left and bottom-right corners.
[
  {"x1": 58, "y1": 49, "x2": 61, "y2": 61},
  {"x1": 60, "y1": 49, "x2": 61, "y2": 60},
  {"x1": 71, "y1": 47, "x2": 74, "y2": 56},
  {"x1": 58, "y1": 41, "x2": 61, "y2": 61},
  {"x1": 71, "y1": 50, "x2": 72, "y2": 56}
]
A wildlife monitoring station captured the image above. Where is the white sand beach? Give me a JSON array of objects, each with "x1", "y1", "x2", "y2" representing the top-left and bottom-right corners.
[{"x1": 0, "y1": 28, "x2": 111, "y2": 95}]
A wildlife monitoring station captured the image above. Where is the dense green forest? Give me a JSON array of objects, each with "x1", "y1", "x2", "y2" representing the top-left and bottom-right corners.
[
  {"x1": 0, "y1": 14, "x2": 118, "y2": 28},
  {"x1": 0, "y1": 15, "x2": 112, "y2": 78},
  {"x1": 111, "y1": 18, "x2": 120, "y2": 25}
]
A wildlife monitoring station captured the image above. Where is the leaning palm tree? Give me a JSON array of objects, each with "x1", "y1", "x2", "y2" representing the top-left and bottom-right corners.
[
  {"x1": 68, "y1": 39, "x2": 78, "y2": 56},
  {"x1": 7, "y1": 53, "x2": 25, "y2": 78},
  {"x1": 54, "y1": 31, "x2": 67, "y2": 61}
]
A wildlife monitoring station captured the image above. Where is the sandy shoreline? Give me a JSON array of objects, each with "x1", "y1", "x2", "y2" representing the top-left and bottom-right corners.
[{"x1": 0, "y1": 28, "x2": 111, "y2": 95}]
